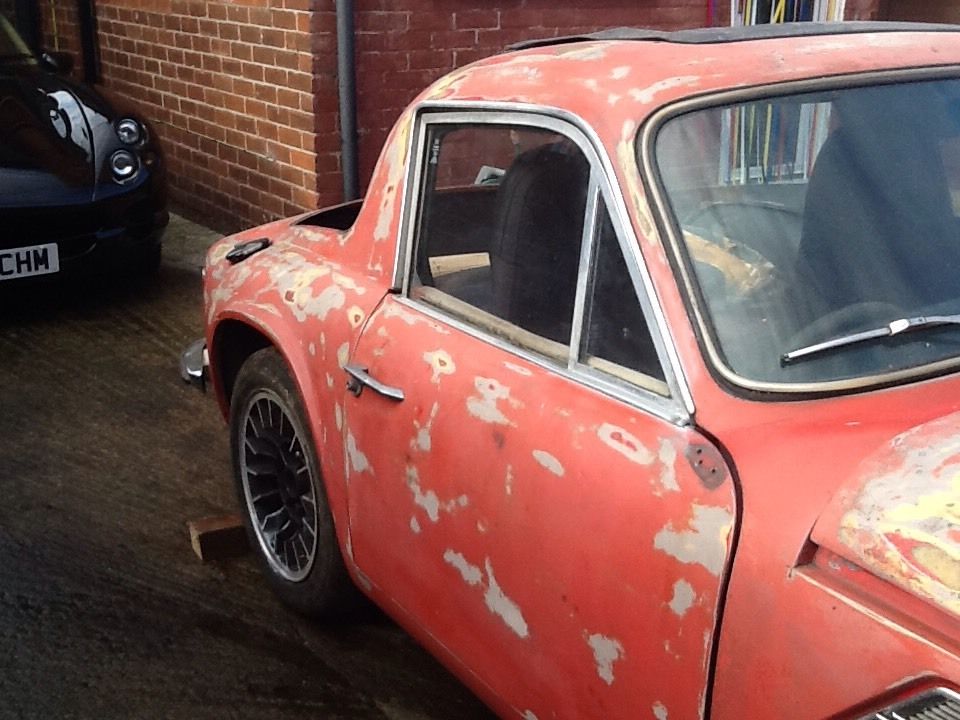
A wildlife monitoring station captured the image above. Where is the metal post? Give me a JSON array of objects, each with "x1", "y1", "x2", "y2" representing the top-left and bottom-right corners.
[
  {"x1": 335, "y1": 0, "x2": 359, "y2": 201},
  {"x1": 77, "y1": 0, "x2": 100, "y2": 83}
]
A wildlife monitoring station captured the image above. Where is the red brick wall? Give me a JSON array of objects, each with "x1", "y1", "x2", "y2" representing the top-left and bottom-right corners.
[
  {"x1": 34, "y1": 0, "x2": 883, "y2": 233},
  {"x1": 97, "y1": 0, "x2": 320, "y2": 231},
  {"x1": 350, "y1": 1, "x2": 733, "y2": 193},
  {"x1": 40, "y1": 1, "x2": 82, "y2": 62},
  {"x1": 37, "y1": 0, "x2": 320, "y2": 233}
]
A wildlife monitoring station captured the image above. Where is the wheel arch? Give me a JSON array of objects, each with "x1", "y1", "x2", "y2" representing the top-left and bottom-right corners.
[
  {"x1": 211, "y1": 318, "x2": 274, "y2": 410},
  {"x1": 208, "y1": 310, "x2": 356, "y2": 574}
]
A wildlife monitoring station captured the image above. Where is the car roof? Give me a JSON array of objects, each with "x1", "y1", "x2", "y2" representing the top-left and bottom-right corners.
[
  {"x1": 418, "y1": 23, "x2": 960, "y2": 137},
  {"x1": 509, "y1": 21, "x2": 960, "y2": 50}
]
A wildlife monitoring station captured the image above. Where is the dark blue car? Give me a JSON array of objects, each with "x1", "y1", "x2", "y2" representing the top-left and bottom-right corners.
[{"x1": 0, "y1": 12, "x2": 167, "y2": 284}]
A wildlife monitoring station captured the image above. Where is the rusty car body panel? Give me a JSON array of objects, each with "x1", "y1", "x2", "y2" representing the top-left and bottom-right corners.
[{"x1": 196, "y1": 23, "x2": 960, "y2": 720}]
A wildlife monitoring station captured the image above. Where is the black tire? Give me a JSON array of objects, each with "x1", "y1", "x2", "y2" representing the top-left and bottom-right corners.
[{"x1": 229, "y1": 347, "x2": 355, "y2": 617}]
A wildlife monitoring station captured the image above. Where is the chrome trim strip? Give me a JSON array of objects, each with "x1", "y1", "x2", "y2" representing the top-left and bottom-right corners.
[
  {"x1": 569, "y1": 182, "x2": 600, "y2": 370},
  {"x1": 393, "y1": 113, "x2": 425, "y2": 291},
  {"x1": 640, "y1": 66, "x2": 960, "y2": 397},
  {"x1": 395, "y1": 295, "x2": 687, "y2": 425},
  {"x1": 394, "y1": 100, "x2": 693, "y2": 421},
  {"x1": 179, "y1": 338, "x2": 208, "y2": 392}
]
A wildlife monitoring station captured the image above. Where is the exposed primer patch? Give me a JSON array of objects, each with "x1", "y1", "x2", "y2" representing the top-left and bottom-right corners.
[
  {"x1": 308, "y1": 342, "x2": 316, "y2": 357},
  {"x1": 598, "y1": 423, "x2": 654, "y2": 465},
  {"x1": 559, "y1": 44, "x2": 608, "y2": 61},
  {"x1": 505, "y1": 465, "x2": 514, "y2": 496},
  {"x1": 467, "y1": 377, "x2": 520, "y2": 426},
  {"x1": 373, "y1": 116, "x2": 410, "y2": 244},
  {"x1": 533, "y1": 450, "x2": 565, "y2": 477},
  {"x1": 663, "y1": 640, "x2": 680, "y2": 660},
  {"x1": 382, "y1": 300, "x2": 449, "y2": 332},
  {"x1": 423, "y1": 349, "x2": 456, "y2": 383},
  {"x1": 668, "y1": 579, "x2": 696, "y2": 617},
  {"x1": 443, "y1": 549, "x2": 483, "y2": 586},
  {"x1": 616, "y1": 119, "x2": 657, "y2": 244},
  {"x1": 836, "y1": 422, "x2": 960, "y2": 613},
  {"x1": 654, "y1": 505, "x2": 733, "y2": 577},
  {"x1": 346, "y1": 431, "x2": 370, "y2": 475},
  {"x1": 325, "y1": 372, "x2": 334, "y2": 389},
  {"x1": 334, "y1": 403, "x2": 343, "y2": 431},
  {"x1": 653, "y1": 701, "x2": 669, "y2": 720},
  {"x1": 410, "y1": 517, "x2": 421, "y2": 534},
  {"x1": 413, "y1": 402, "x2": 439, "y2": 453},
  {"x1": 331, "y1": 271, "x2": 366, "y2": 294},
  {"x1": 282, "y1": 275, "x2": 345, "y2": 322},
  {"x1": 628, "y1": 76, "x2": 700, "y2": 105},
  {"x1": 422, "y1": 66, "x2": 471, "y2": 100},
  {"x1": 658, "y1": 439, "x2": 679, "y2": 493},
  {"x1": 611, "y1": 65, "x2": 630, "y2": 79},
  {"x1": 249, "y1": 301, "x2": 283, "y2": 318},
  {"x1": 503, "y1": 360, "x2": 532, "y2": 377},
  {"x1": 484, "y1": 559, "x2": 529, "y2": 638},
  {"x1": 406, "y1": 465, "x2": 468, "y2": 522},
  {"x1": 347, "y1": 305, "x2": 365, "y2": 328},
  {"x1": 416, "y1": 428, "x2": 431, "y2": 451},
  {"x1": 492, "y1": 64, "x2": 543, "y2": 81},
  {"x1": 406, "y1": 466, "x2": 440, "y2": 522},
  {"x1": 336, "y1": 342, "x2": 350, "y2": 369},
  {"x1": 586, "y1": 633, "x2": 624, "y2": 685}
]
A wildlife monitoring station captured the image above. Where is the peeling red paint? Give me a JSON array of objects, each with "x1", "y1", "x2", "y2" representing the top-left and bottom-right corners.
[
  {"x1": 814, "y1": 411, "x2": 960, "y2": 617},
  {"x1": 199, "y1": 26, "x2": 960, "y2": 720}
]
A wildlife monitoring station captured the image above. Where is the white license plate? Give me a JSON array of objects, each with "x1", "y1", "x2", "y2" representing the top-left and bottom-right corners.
[{"x1": 0, "y1": 243, "x2": 59, "y2": 281}]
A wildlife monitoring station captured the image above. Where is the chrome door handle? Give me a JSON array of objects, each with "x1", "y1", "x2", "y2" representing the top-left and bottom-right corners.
[{"x1": 344, "y1": 364, "x2": 405, "y2": 401}]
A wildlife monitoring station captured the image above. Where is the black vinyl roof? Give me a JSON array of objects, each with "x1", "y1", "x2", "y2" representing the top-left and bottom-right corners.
[{"x1": 509, "y1": 21, "x2": 960, "y2": 51}]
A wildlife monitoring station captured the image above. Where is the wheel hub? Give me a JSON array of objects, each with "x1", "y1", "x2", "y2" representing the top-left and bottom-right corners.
[{"x1": 240, "y1": 392, "x2": 318, "y2": 582}]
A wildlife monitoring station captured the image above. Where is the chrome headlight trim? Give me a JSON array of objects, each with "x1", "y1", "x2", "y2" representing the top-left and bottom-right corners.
[
  {"x1": 109, "y1": 149, "x2": 140, "y2": 184},
  {"x1": 115, "y1": 117, "x2": 144, "y2": 145}
]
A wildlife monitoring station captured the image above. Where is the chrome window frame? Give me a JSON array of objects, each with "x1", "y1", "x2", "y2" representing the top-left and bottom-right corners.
[
  {"x1": 394, "y1": 102, "x2": 692, "y2": 425},
  {"x1": 640, "y1": 67, "x2": 960, "y2": 398}
]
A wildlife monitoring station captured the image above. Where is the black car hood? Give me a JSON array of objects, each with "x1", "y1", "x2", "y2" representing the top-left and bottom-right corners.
[{"x1": 0, "y1": 65, "x2": 107, "y2": 206}]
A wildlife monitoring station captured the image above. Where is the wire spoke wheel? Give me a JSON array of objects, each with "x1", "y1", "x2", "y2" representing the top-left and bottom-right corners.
[{"x1": 239, "y1": 390, "x2": 318, "y2": 582}]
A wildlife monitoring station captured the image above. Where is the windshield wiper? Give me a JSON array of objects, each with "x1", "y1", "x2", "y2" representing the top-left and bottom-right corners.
[
  {"x1": 782, "y1": 314, "x2": 960, "y2": 365},
  {"x1": 0, "y1": 53, "x2": 32, "y2": 61}
]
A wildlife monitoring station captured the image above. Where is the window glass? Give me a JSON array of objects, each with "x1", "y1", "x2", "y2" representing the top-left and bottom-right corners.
[
  {"x1": 411, "y1": 123, "x2": 590, "y2": 354},
  {"x1": 583, "y1": 201, "x2": 666, "y2": 387},
  {"x1": 655, "y1": 79, "x2": 960, "y2": 387}
]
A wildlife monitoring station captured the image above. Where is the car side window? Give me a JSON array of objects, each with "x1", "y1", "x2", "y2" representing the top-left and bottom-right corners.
[
  {"x1": 581, "y1": 199, "x2": 667, "y2": 391},
  {"x1": 409, "y1": 122, "x2": 590, "y2": 360},
  {"x1": 408, "y1": 116, "x2": 669, "y2": 396}
]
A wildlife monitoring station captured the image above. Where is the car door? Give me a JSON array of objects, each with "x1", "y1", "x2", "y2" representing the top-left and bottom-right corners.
[{"x1": 342, "y1": 110, "x2": 738, "y2": 720}]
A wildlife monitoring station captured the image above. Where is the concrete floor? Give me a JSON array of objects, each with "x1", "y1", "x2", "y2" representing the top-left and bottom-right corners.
[{"x1": 0, "y1": 217, "x2": 495, "y2": 719}]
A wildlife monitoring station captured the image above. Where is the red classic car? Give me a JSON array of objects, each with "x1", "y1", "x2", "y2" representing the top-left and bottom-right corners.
[{"x1": 182, "y1": 22, "x2": 960, "y2": 719}]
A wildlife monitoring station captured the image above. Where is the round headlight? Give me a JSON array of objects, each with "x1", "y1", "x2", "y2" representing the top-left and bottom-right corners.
[
  {"x1": 110, "y1": 149, "x2": 139, "y2": 183},
  {"x1": 116, "y1": 118, "x2": 143, "y2": 145}
]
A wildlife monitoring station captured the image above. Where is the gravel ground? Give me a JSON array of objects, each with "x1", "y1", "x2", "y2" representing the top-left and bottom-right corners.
[{"x1": 0, "y1": 217, "x2": 494, "y2": 720}]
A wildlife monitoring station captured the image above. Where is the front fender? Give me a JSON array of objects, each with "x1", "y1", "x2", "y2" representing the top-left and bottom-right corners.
[{"x1": 812, "y1": 410, "x2": 960, "y2": 620}]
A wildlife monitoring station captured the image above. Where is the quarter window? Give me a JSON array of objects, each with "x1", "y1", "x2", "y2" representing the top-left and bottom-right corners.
[{"x1": 583, "y1": 201, "x2": 666, "y2": 386}]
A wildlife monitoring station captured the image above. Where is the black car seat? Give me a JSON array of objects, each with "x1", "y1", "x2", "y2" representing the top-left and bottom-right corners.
[
  {"x1": 488, "y1": 142, "x2": 590, "y2": 344},
  {"x1": 798, "y1": 90, "x2": 959, "y2": 312}
]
